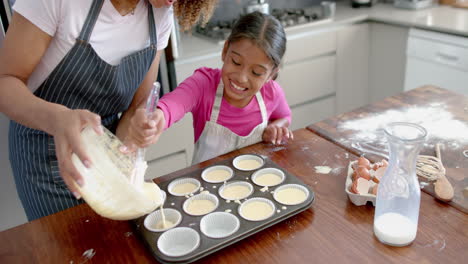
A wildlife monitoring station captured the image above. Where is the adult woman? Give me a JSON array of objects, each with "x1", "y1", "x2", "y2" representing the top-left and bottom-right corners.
[{"x1": 0, "y1": 0, "x2": 218, "y2": 221}]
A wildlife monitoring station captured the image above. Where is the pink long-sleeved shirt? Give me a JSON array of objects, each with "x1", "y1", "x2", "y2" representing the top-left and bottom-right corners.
[{"x1": 157, "y1": 67, "x2": 292, "y2": 142}]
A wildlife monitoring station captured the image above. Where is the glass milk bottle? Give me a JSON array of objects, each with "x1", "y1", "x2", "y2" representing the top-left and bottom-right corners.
[{"x1": 373, "y1": 122, "x2": 427, "y2": 246}]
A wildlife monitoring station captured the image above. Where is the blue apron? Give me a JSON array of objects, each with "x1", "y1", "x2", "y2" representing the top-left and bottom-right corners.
[{"x1": 8, "y1": 0, "x2": 157, "y2": 221}]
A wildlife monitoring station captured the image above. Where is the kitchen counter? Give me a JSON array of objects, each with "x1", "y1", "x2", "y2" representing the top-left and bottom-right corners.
[
  {"x1": 175, "y1": 3, "x2": 468, "y2": 63},
  {"x1": 0, "y1": 86, "x2": 467, "y2": 263}
]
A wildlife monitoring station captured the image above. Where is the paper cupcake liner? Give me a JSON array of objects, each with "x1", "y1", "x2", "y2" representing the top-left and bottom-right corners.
[
  {"x1": 232, "y1": 154, "x2": 264, "y2": 171},
  {"x1": 201, "y1": 165, "x2": 234, "y2": 183},
  {"x1": 157, "y1": 227, "x2": 200, "y2": 257},
  {"x1": 273, "y1": 184, "x2": 310, "y2": 206},
  {"x1": 144, "y1": 208, "x2": 182, "y2": 232},
  {"x1": 238, "y1": 197, "x2": 275, "y2": 221},
  {"x1": 218, "y1": 181, "x2": 254, "y2": 200},
  {"x1": 168, "y1": 178, "x2": 201, "y2": 196},
  {"x1": 251, "y1": 168, "x2": 286, "y2": 187},
  {"x1": 183, "y1": 193, "x2": 219, "y2": 216},
  {"x1": 200, "y1": 212, "x2": 240, "y2": 239}
]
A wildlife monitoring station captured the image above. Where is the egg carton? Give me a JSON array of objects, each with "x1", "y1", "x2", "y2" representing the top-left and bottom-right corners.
[{"x1": 345, "y1": 160, "x2": 377, "y2": 206}]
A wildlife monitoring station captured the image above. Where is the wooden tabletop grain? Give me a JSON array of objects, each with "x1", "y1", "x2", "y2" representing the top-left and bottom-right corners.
[
  {"x1": 0, "y1": 128, "x2": 466, "y2": 264},
  {"x1": 307, "y1": 86, "x2": 468, "y2": 213}
]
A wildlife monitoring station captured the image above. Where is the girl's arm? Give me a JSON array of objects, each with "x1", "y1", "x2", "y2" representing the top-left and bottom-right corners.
[
  {"x1": 119, "y1": 63, "x2": 206, "y2": 152},
  {"x1": 0, "y1": 13, "x2": 102, "y2": 198},
  {"x1": 116, "y1": 50, "x2": 162, "y2": 150},
  {"x1": 262, "y1": 82, "x2": 293, "y2": 145},
  {"x1": 263, "y1": 118, "x2": 294, "y2": 145}
]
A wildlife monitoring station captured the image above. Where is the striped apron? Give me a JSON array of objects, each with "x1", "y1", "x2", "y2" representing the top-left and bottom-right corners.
[{"x1": 8, "y1": 0, "x2": 157, "y2": 221}]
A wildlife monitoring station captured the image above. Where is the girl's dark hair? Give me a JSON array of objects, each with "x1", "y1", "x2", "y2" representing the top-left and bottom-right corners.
[{"x1": 227, "y1": 11, "x2": 286, "y2": 79}]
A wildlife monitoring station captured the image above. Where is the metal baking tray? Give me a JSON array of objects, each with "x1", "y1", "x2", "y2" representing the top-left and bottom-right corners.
[{"x1": 133, "y1": 154, "x2": 315, "y2": 263}]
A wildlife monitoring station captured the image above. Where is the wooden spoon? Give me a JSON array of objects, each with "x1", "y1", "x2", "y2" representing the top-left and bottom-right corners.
[{"x1": 433, "y1": 143, "x2": 454, "y2": 202}]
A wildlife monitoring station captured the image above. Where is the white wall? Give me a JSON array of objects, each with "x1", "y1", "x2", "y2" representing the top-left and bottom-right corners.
[{"x1": 0, "y1": 114, "x2": 27, "y2": 231}]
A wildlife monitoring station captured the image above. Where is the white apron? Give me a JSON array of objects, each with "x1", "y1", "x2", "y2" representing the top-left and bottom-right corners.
[{"x1": 192, "y1": 82, "x2": 268, "y2": 164}]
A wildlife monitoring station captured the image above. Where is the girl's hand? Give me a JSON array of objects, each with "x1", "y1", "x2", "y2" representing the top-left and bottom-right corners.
[
  {"x1": 51, "y1": 109, "x2": 103, "y2": 199},
  {"x1": 120, "y1": 108, "x2": 165, "y2": 153},
  {"x1": 263, "y1": 123, "x2": 294, "y2": 145}
]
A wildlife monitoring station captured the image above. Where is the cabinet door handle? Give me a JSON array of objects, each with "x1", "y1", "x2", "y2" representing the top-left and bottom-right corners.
[{"x1": 436, "y1": 52, "x2": 459, "y2": 62}]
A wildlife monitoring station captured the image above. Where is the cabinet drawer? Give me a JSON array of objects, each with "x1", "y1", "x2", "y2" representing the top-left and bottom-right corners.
[
  {"x1": 145, "y1": 152, "x2": 188, "y2": 179},
  {"x1": 407, "y1": 30, "x2": 468, "y2": 71},
  {"x1": 284, "y1": 30, "x2": 336, "y2": 64},
  {"x1": 277, "y1": 55, "x2": 336, "y2": 107},
  {"x1": 290, "y1": 96, "x2": 335, "y2": 130}
]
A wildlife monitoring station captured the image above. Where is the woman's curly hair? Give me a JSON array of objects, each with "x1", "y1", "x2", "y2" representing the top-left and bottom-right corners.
[{"x1": 173, "y1": 0, "x2": 219, "y2": 31}]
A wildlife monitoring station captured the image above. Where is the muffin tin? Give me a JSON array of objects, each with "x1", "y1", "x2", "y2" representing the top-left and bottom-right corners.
[{"x1": 133, "y1": 154, "x2": 314, "y2": 263}]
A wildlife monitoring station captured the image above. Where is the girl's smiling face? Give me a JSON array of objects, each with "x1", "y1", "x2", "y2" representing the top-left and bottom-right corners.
[{"x1": 221, "y1": 39, "x2": 277, "y2": 108}]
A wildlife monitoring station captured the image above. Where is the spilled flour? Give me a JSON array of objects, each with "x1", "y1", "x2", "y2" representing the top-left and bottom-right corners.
[
  {"x1": 315, "y1": 166, "x2": 332, "y2": 174},
  {"x1": 338, "y1": 103, "x2": 468, "y2": 150}
]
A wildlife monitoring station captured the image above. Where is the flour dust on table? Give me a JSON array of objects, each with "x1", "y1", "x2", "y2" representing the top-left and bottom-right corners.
[{"x1": 337, "y1": 103, "x2": 468, "y2": 150}]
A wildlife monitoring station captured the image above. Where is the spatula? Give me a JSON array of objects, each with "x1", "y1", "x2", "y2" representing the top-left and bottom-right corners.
[{"x1": 433, "y1": 143, "x2": 454, "y2": 202}]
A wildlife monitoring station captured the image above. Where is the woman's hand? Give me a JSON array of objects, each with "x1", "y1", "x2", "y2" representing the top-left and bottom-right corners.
[
  {"x1": 262, "y1": 119, "x2": 294, "y2": 145},
  {"x1": 50, "y1": 109, "x2": 103, "y2": 199},
  {"x1": 120, "y1": 108, "x2": 165, "y2": 153}
]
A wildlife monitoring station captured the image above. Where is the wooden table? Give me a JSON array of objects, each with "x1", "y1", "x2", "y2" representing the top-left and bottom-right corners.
[
  {"x1": 307, "y1": 86, "x2": 468, "y2": 213},
  {"x1": 0, "y1": 129, "x2": 466, "y2": 263}
]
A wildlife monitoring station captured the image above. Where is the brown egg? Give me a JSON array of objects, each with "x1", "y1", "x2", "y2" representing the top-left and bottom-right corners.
[
  {"x1": 352, "y1": 171, "x2": 358, "y2": 181},
  {"x1": 350, "y1": 179, "x2": 359, "y2": 194},
  {"x1": 357, "y1": 156, "x2": 371, "y2": 170},
  {"x1": 357, "y1": 167, "x2": 371, "y2": 181},
  {"x1": 371, "y1": 184, "x2": 378, "y2": 195},
  {"x1": 373, "y1": 159, "x2": 389, "y2": 170},
  {"x1": 372, "y1": 166, "x2": 386, "y2": 183},
  {"x1": 372, "y1": 163, "x2": 380, "y2": 171},
  {"x1": 381, "y1": 159, "x2": 389, "y2": 167}
]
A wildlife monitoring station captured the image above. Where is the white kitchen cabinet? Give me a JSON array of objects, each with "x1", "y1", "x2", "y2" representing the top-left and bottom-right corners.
[
  {"x1": 175, "y1": 53, "x2": 223, "y2": 85},
  {"x1": 277, "y1": 30, "x2": 337, "y2": 130},
  {"x1": 369, "y1": 22, "x2": 408, "y2": 103},
  {"x1": 336, "y1": 23, "x2": 370, "y2": 114},
  {"x1": 145, "y1": 114, "x2": 194, "y2": 179},
  {"x1": 404, "y1": 29, "x2": 468, "y2": 95},
  {"x1": 290, "y1": 96, "x2": 336, "y2": 129}
]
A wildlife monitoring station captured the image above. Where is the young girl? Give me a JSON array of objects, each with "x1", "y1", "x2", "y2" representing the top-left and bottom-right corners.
[{"x1": 126, "y1": 11, "x2": 292, "y2": 164}]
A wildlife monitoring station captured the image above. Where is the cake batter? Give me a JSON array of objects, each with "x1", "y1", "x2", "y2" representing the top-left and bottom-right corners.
[
  {"x1": 240, "y1": 200, "x2": 273, "y2": 221},
  {"x1": 155, "y1": 219, "x2": 175, "y2": 229},
  {"x1": 221, "y1": 185, "x2": 251, "y2": 200},
  {"x1": 205, "y1": 169, "x2": 231, "y2": 182},
  {"x1": 186, "y1": 199, "x2": 216, "y2": 215},
  {"x1": 237, "y1": 159, "x2": 262, "y2": 170},
  {"x1": 255, "y1": 173, "x2": 282, "y2": 186},
  {"x1": 172, "y1": 182, "x2": 198, "y2": 195},
  {"x1": 275, "y1": 188, "x2": 307, "y2": 205}
]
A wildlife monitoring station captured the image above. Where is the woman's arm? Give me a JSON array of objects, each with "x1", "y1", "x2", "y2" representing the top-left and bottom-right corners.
[{"x1": 0, "y1": 13, "x2": 102, "y2": 197}]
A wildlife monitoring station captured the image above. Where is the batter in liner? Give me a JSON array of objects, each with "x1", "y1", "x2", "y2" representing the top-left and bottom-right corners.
[
  {"x1": 221, "y1": 185, "x2": 251, "y2": 200},
  {"x1": 172, "y1": 182, "x2": 197, "y2": 195},
  {"x1": 255, "y1": 173, "x2": 282, "y2": 186},
  {"x1": 275, "y1": 188, "x2": 307, "y2": 205},
  {"x1": 205, "y1": 169, "x2": 231, "y2": 182},
  {"x1": 237, "y1": 159, "x2": 262, "y2": 170},
  {"x1": 186, "y1": 199, "x2": 216, "y2": 215},
  {"x1": 240, "y1": 200, "x2": 273, "y2": 221}
]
